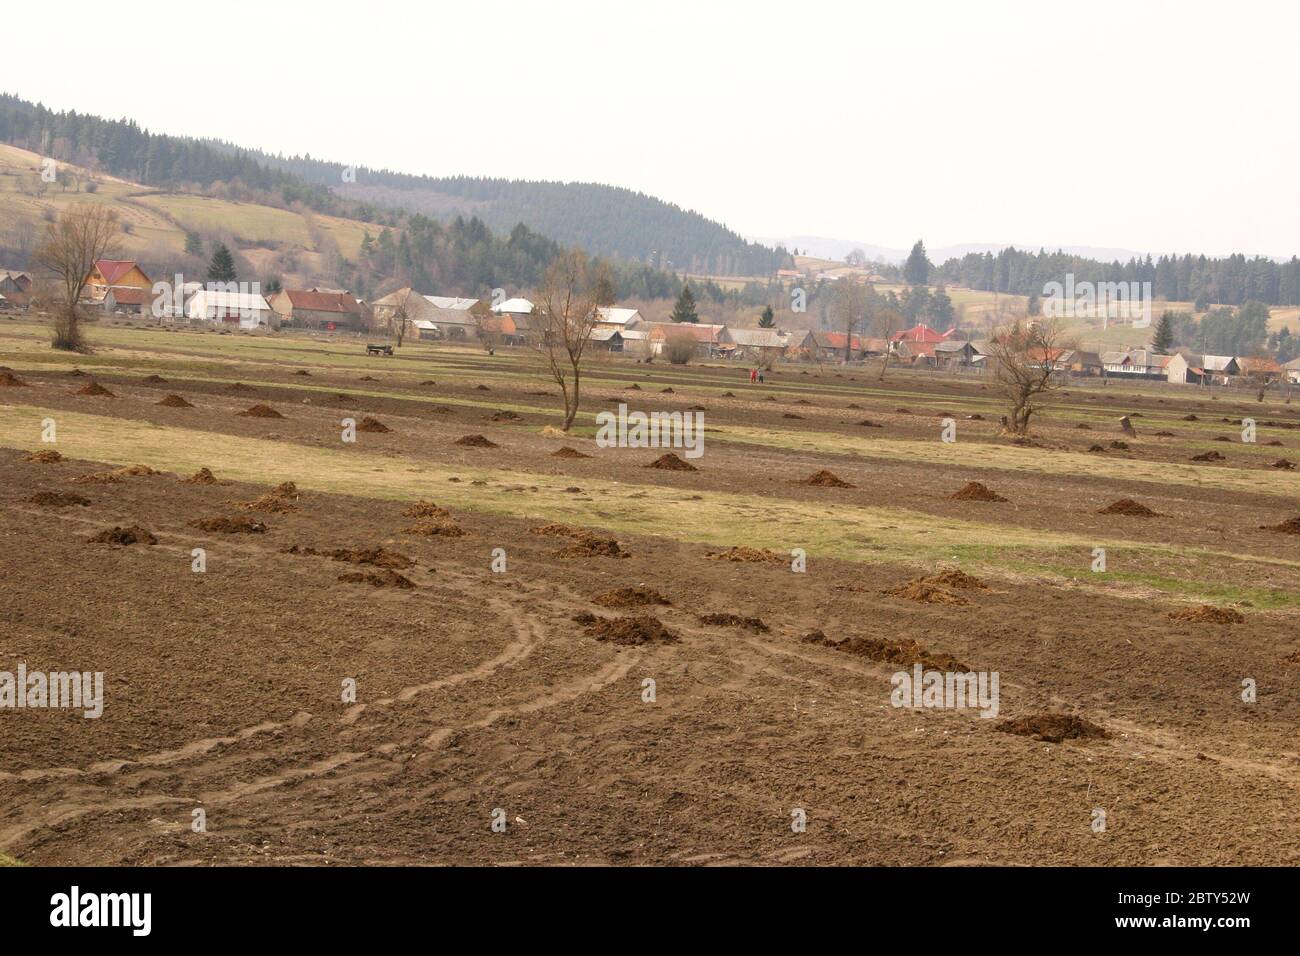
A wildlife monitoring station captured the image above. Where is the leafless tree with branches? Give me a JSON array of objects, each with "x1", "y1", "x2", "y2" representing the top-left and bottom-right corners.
[
  {"x1": 987, "y1": 316, "x2": 1076, "y2": 435},
  {"x1": 32, "y1": 203, "x2": 119, "y2": 351},
  {"x1": 536, "y1": 250, "x2": 607, "y2": 431}
]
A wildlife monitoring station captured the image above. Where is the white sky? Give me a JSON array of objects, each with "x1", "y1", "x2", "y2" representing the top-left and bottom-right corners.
[{"x1": 9, "y1": 0, "x2": 1299, "y2": 257}]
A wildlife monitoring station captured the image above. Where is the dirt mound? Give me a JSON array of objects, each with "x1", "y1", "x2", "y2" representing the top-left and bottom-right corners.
[
  {"x1": 529, "y1": 523, "x2": 592, "y2": 539},
  {"x1": 782, "y1": 413, "x2": 804, "y2": 420},
  {"x1": 25, "y1": 450, "x2": 63, "y2": 464},
  {"x1": 487, "y1": 410, "x2": 521, "y2": 423},
  {"x1": 1075, "y1": 423, "x2": 1091, "y2": 429},
  {"x1": 157, "y1": 393, "x2": 194, "y2": 407},
  {"x1": 660, "y1": 387, "x2": 675, "y2": 394},
  {"x1": 921, "y1": 569, "x2": 989, "y2": 590},
  {"x1": 237, "y1": 404, "x2": 284, "y2": 419},
  {"x1": 1088, "y1": 444, "x2": 1106, "y2": 453},
  {"x1": 293, "y1": 369, "x2": 311, "y2": 376},
  {"x1": 286, "y1": 545, "x2": 415, "y2": 569},
  {"x1": 1168, "y1": 605, "x2": 1245, "y2": 624},
  {"x1": 404, "y1": 517, "x2": 468, "y2": 538},
  {"x1": 359, "y1": 376, "x2": 378, "y2": 382},
  {"x1": 243, "y1": 493, "x2": 299, "y2": 513},
  {"x1": 645, "y1": 453, "x2": 697, "y2": 471},
  {"x1": 581, "y1": 615, "x2": 680, "y2": 646},
  {"x1": 722, "y1": 391, "x2": 736, "y2": 398},
  {"x1": 337, "y1": 569, "x2": 415, "y2": 589},
  {"x1": 1182, "y1": 414, "x2": 1199, "y2": 421},
  {"x1": 454, "y1": 434, "x2": 498, "y2": 448},
  {"x1": 1260, "y1": 516, "x2": 1300, "y2": 535},
  {"x1": 225, "y1": 382, "x2": 255, "y2": 393},
  {"x1": 474, "y1": 384, "x2": 491, "y2": 391},
  {"x1": 706, "y1": 546, "x2": 782, "y2": 563},
  {"x1": 72, "y1": 471, "x2": 123, "y2": 484},
  {"x1": 997, "y1": 714, "x2": 1109, "y2": 744},
  {"x1": 141, "y1": 374, "x2": 168, "y2": 384},
  {"x1": 76, "y1": 381, "x2": 116, "y2": 397},
  {"x1": 698, "y1": 613, "x2": 769, "y2": 632},
  {"x1": 1109, "y1": 440, "x2": 1130, "y2": 450},
  {"x1": 883, "y1": 581, "x2": 972, "y2": 606},
  {"x1": 799, "y1": 469, "x2": 854, "y2": 488},
  {"x1": 182, "y1": 467, "x2": 220, "y2": 485},
  {"x1": 592, "y1": 586, "x2": 672, "y2": 608},
  {"x1": 857, "y1": 420, "x2": 883, "y2": 428},
  {"x1": 189, "y1": 516, "x2": 268, "y2": 534},
  {"x1": 626, "y1": 383, "x2": 642, "y2": 391},
  {"x1": 355, "y1": 416, "x2": 390, "y2": 433},
  {"x1": 948, "y1": 481, "x2": 1007, "y2": 502},
  {"x1": 1153, "y1": 431, "x2": 1175, "y2": 437},
  {"x1": 557, "y1": 536, "x2": 628, "y2": 559},
  {"x1": 402, "y1": 500, "x2": 451, "y2": 519},
  {"x1": 90, "y1": 525, "x2": 157, "y2": 546},
  {"x1": 1269, "y1": 459, "x2": 1296, "y2": 470},
  {"x1": 114, "y1": 464, "x2": 156, "y2": 477},
  {"x1": 1097, "y1": 498, "x2": 1159, "y2": 517},
  {"x1": 0, "y1": 371, "x2": 30, "y2": 387},
  {"x1": 28, "y1": 491, "x2": 90, "y2": 508},
  {"x1": 1190, "y1": 451, "x2": 1226, "y2": 462},
  {"x1": 802, "y1": 631, "x2": 967, "y2": 671},
  {"x1": 552, "y1": 447, "x2": 592, "y2": 459}
]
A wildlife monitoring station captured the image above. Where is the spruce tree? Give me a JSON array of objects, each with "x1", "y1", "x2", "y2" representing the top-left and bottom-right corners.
[
  {"x1": 903, "y1": 240, "x2": 931, "y2": 286},
  {"x1": 184, "y1": 232, "x2": 203, "y2": 257},
  {"x1": 671, "y1": 284, "x2": 699, "y2": 323},
  {"x1": 758, "y1": 305, "x2": 775, "y2": 328},
  {"x1": 207, "y1": 243, "x2": 237, "y2": 283},
  {"x1": 1152, "y1": 311, "x2": 1175, "y2": 353}
]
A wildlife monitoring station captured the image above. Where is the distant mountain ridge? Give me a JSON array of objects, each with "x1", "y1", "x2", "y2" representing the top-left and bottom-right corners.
[
  {"x1": 215, "y1": 147, "x2": 791, "y2": 277},
  {"x1": 754, "y1": 235, "x2": 1152, "y2": 266}
]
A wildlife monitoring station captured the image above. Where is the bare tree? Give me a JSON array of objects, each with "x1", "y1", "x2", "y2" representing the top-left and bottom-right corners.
[
  {"x1": 536, "y1": 250, "x2": 606, "y2": 431},
  {"x1": 987, "y1": 317, "x2": 1076, "y2": 435},
  {"x1": 830, "y1": 279, "x2": 868, "y2": 364},
  {"x1": 32, "y1": 203, "x2": 119, "y2": 351},
  {"x1": 388, "y1": 288, "x2": 416, "y2": 347}
]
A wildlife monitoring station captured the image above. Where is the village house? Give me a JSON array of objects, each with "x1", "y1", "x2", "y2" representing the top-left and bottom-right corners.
[
  {"x1": 0, "y1": 270, "x2": 32, "y2": 308},
  {"x1": 595, "y1": 307, "x2": 643, "y2": 331},
  {"x1": 1238, "y1": 356, "x2": 1284, "y2": 384},
  {"x1": 728, "y1": 327, "x2": 791, "y2": 363},
  {"x1": 187, "y1": 288, "x2": 275, "y2": 330},
  {"x1": 84, "y1": 259, "x2": 152, "y2": 302},
  {"x1": 647, "y1": 322, "x2": 732, "y2": 359},
  {"x1": 1284, "y1": 357, "x2": 1300, "y2": 385},
  {"x1": 268, "y1": 289, "x2": 367, "y2": 331},
  {"x1": 589, "y1": 328, "x2": 626, "y2": 352},
  {"x1": 102, "y1": 286, "x2": 148, "y2": 316}
]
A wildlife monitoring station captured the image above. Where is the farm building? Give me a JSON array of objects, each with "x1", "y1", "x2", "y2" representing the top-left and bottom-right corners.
[
  {"x1": 102, "y1": 287, "x2": 149, "y2": 315},
  {"x1": 268, "y1": 289, "x2": 367, "y2": 331},
  {"x1": 595, "y1": 307, "x2": 644, "y2": 330},
  {"x1": 728, "y1": 327, "x2": 791, "y2": 362},
  {"x1": 187, "y1": 289, "x2": 275, "y2": 330},
  {"x1": 0, "y1": 270, "x2": 31, "y2": 308},
  {"x1": 1285, "y1": 357, "x2": 1300, "y2": 384},
  {"x1": 647, "y1": 322, "x2": 732, "y2": 359},
  {"x1": 589, "y1": 328, "x2": 626, "y2": 352},
  {"x1": 84, "y1": 259, "x2": 152, "y2": 302}
]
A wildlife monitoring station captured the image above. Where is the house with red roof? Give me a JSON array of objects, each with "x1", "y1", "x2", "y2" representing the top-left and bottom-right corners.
[
  {"x1": 84, "y1": 259, "x2": 152, "y2": 302},
  {"x1": 890, "y1": 323, "x2": 953, "y2": 344},
  {"x1": 268, "y1": 288, "x2": 367, "y2": 331}
]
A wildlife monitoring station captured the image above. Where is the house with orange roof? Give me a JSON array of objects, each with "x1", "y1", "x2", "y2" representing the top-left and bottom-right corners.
[{"x1": 84, "y1": 259, "x2": 152, "y2": 302}]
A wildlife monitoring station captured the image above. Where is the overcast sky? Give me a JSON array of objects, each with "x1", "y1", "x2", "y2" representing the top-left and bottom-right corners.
[{"x1": 10, "y1": 0, "x2": 1298, "y2": 258}]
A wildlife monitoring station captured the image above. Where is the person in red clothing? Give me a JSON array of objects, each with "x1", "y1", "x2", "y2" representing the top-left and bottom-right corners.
[{"x1": 750, "y1": 367, "x2": 758, "y2": 384}]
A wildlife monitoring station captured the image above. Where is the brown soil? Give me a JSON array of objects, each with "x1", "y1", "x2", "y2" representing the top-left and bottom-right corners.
[
  {"x1": 1109, "y1": 441, "x2": 1130, "y2": 450},
  {"x1": 76, "y1": 381, "x2": 116, "y2": 397},
  {"x1": 157, "y1": 394, "x2": 194, "y2": 408},
  {"x1": 404, "y1": 518, "x2": 468, "y2": 538},
  {"x1": 114, "y1": 464, "x2": 156, "y2": 477},
  {"x1": 1191, "y1": 451, "x2": 1226, "y2": 462},
  {"x1": 182, "y1": 467, "x2": 220, "y2": 485},
  {"x1": 72, "y1": 471, "x2": 123, "y2": 484},
  {"x1": 1269, "y1": 459, "x2": 1296, "y2": 470},
  {"x1": 997, "y1": 714, "x2": 1109, "y2": 744},
  {"x1": 556, "y1": 536, "x2": 629, "y2": 559},
  {"x1": 1075, "y1": 423, "x2": 1091, "y2": 429},
  {"x1": 661, "y1": 387, "x2": 675, "y2": 394},
  {"x1": 454, "y1": 434, "x2": 498, "y2": 448},
  {"x1": 90, "y1": 525, "x2": 157, "y2": 546},
  {"x1": 948, "y1": 481, "x2": 1007, "y2": 502},
  {"x1": 857, "y1": 420, "x2": 883, "y2": 428},
  {"x1": 552, "y1": 447, "x2": 592, "y2": 459},
  {"x1": 591, "y1": 586, "x2": 672, "y2": 608},
  {"x1": 706, "y1": 546, "x2": 783, "y2": 563},
  {"x1": 1168, "y1": 605, "x2": 1246, "y2": 624},
  {"x1": 237, "y1": 404, "x2": 284, "y2": 419},
  {"x1": 25, "y1": 450, "x2": 63, "y2": 464},
  {"x1": 1097, "y1": 498, "x2": 1160, "y2": 517},
  {"x1": 355, "y1": 416, "x2": 391, "y2": 433},
  {"x1": 920, "y1": 569, "x2": 990, "y2": 590},
  {"x1": 474, "y1": 384, "x2": 491, "y2": 391},
  {"x1": 226, "y1": 382, "x2": 255, "y2": 392},
  {"x1": 0, "y1": 371, "x2": 29, "y2": 387},
  {"x1": 1088, "y1": 444, "x2": 1106, "y2": 453},
  {"x1": 782, "y1": 413, "x2": 804, "y2": 420},
  {"x1": 293, "y1": 370, "x2": 311, "y2": 376},
  {"x1": 285, "y1": 545, "x2": 415, "y2": 570},
  {"x1": 582, "y1": 615, "x2": 680, "y2": 646},
  {"x1": 243, "y1": 493, "x2": 299, "y2": 514},
  {"x1": 883, "y1": 581, "x2": 972, "y2": 606},
  {"x1": 802, "y1": 631, "x2": 967, "y2": 671},
  {"x1": 189, "y1": 516, "x2": 269, "y2": 534},
  {"x1": 645, "y1": 453, "x2": 698, "y2": 471},
  {"x1": 799, "y1": 469, "x2": 854, "y2": 488},
  {"x1": 487, "y1": 411, "x2": 521, "y2": 423},
  {"x1": 402, "y1": 500, "x2": 451, "y2": 519},
  {"x1": 1183, "y1": 414, "x2": 1199, "y2": 421},
  {"x1": 28, "y1": 491, "x2": 90, "y2": 508},
  {"x1": 698, "y1": 613, "x2": 769, "y2": 632},
  {"x1": 337, "y1": 569, "x2": 415, "y2": 589},
  {"x1": 1259, "y1": 516, "x2": 1300, "y2": 535},
  {"x1": 140, "y1": 374, "x2": 168, "y2": 384}
]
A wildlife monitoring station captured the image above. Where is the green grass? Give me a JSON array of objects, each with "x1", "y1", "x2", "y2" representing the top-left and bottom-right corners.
[{"x1": 0, "y1": 852, "x2": 23, "y2": 867}]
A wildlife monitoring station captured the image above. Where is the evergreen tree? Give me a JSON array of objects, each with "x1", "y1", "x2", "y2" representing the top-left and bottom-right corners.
[
  {"x1": 184, "y1": 231, "x2": 203, "y2": 257},
  {"x1": 903, "y1": 240, "x2": 931, "y2": 286},
  {"x1": 207, "y1": 243, "x2": 237, "y2": 283},
  {"x1": 1152, "y1": 311, "x2": 1175, "y2": 353},
  {"x1": 671, "y1": 284, "x2": 699, "y2": 323},
  {"x1": 758, "y1": 305, "x2": 775, "y2": 328}
]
